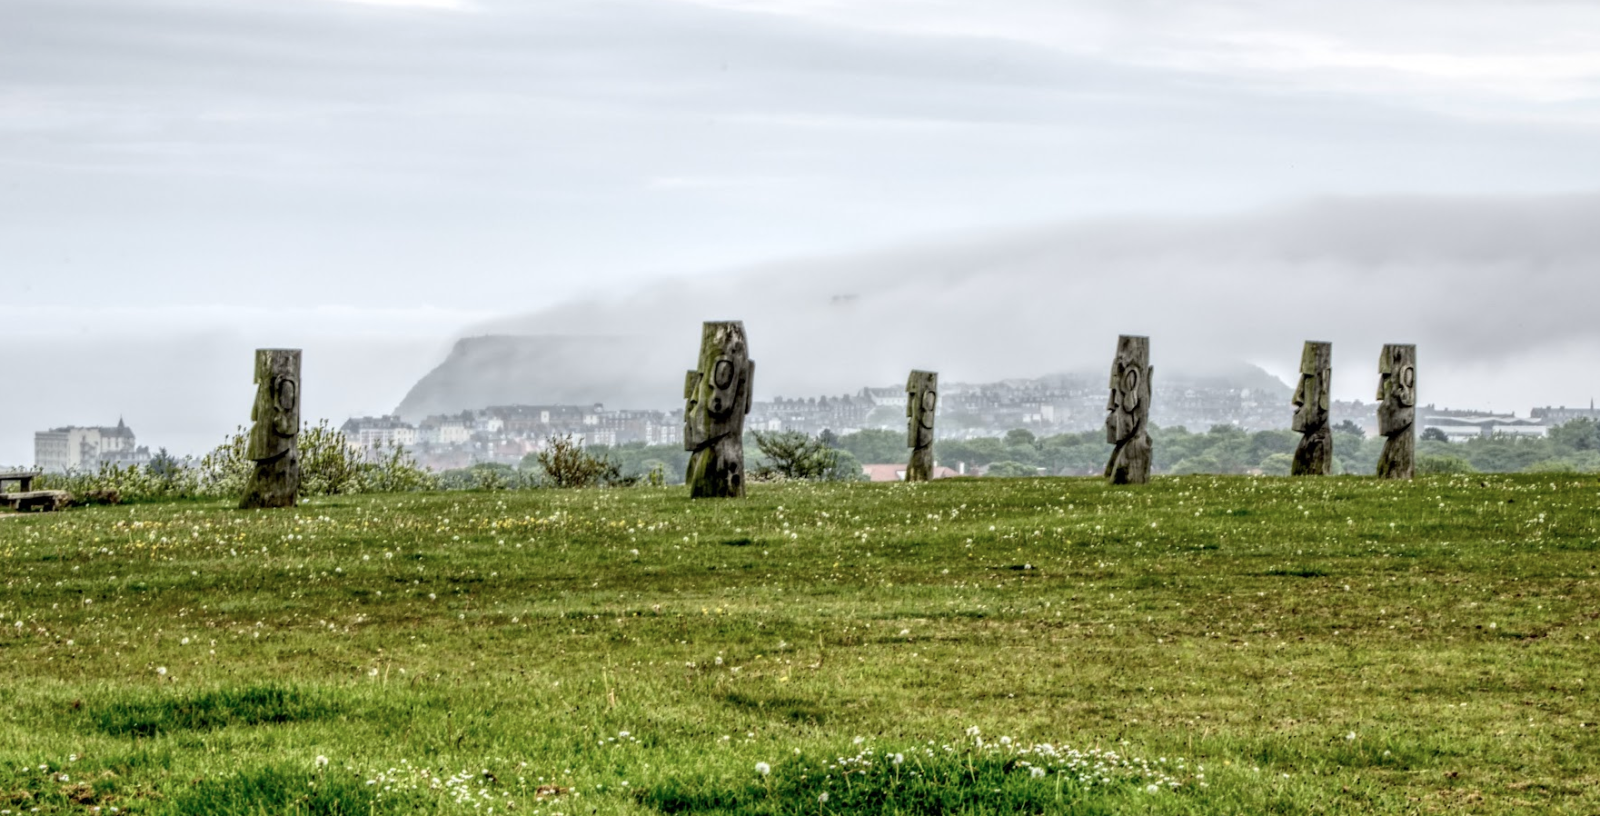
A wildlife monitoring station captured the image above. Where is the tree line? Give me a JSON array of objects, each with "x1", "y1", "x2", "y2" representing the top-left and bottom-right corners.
[{"x1": 581, "y1": 417, "x2": 1600, "y2": 481}]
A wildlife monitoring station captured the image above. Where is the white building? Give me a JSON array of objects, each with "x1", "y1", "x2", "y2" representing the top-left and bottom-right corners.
[
  {"x1": 340, "y1": 416, "x2": 419, "y2": 455},
  {"x1": 1421, "y1": 415, "x2": 1548, "y2": 442},
  {"x1": 34, "y1": 419, "x2": 141, "y2": 473}
]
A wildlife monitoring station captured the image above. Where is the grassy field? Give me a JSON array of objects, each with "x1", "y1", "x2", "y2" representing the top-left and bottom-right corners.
[{"x1": 2, "y1": 474, "x2": 1597, "y2": 814}]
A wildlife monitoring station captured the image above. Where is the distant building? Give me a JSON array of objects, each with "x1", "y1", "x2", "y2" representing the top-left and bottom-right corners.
[
  {"x1": 34, "y1": 418, "x2": 149, "y2": 473},
  {"x1": 1531, "y1": 402, "x2": 1600, "y2": 426},
  {"x1": 861, "y1": 463, "x2": 959, "y2": 482},
  {"x1": 1421, "y1": 414, "x2": 1547, "y2": 442},
  {"x1": 340, "y1": 416, "x2": 419, "y2": 459},
  {"x1": 1417, "y1": 405, "x2": 1549, "y2": 441}
]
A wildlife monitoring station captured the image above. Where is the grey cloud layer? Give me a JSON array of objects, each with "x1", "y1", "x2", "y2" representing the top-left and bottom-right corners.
[
  {"x1": 476, "y1": 193, "x2": 1600, "y2": 409},
  {"x1": 5, "y1": 0, "x2": 1598, "y2": 314},
  {"x1": 3, "y1": 0, "x2": 1598, "y2": 463}
]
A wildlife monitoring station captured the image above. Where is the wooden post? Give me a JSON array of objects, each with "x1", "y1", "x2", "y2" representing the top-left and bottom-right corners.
[
  {"x1": 1376, "y1": 343, "x2": 1416, "y2": 480},
  {"x1": 240, "y1": 349, "x2": 301, "y2": 509},
  {"x1": 905, "y1": 370, "x2": 938, "y2": 482},
  {"x1": 1104, "y1": 335, "x2": 1153, "y2": 484},
  {"x1": 683, "y1": 322, "x2": 753, "y2": 498},
  {"x1": 1291, "y1": 341, "x2": 1333, "y2": 476}
]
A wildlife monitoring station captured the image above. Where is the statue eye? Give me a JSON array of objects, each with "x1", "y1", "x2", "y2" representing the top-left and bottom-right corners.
[
  {"x1": 275, "y1": 379, "x2": 297, "y2": 411},
  {"x1": 713, "y1": 360, "x2": 735, "y2": 389}
]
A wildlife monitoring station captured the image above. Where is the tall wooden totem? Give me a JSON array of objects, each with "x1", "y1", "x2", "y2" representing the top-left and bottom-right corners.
[
  {"x1": 241, "y1": 349, "x2": 301, "y2": 509},
  {"x1": 905, "y1": 370, "x2": 938, "y2": 482},
  {"x1": 1104, "y1": 335, "x2": 1152, "y2": 484},
  {"x1": 1291, "y1": 341, "x2": 1333, "y2": 476},
  {"x1": 1376, "y1": 343, "x2": 1417, "y2": 480},
  {"x1": 684, "y1": 321, "x2": 754, "y2": 498}
]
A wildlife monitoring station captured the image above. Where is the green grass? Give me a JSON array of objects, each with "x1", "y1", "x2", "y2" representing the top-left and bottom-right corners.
[{"x1": 2, "y1": 474, "x2": 1598, "y2": 814}]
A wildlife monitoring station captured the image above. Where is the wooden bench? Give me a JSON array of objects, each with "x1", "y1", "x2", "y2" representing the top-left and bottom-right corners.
[
  {"x1": 1, "y1": 470, "x2": 42, "y2": 492},
  {"x1": 2, "y1": 490, "x2": 70, "y2": 512},
  {"x1": 1, "y1": 471, "x2": 60, "y2": 512}
]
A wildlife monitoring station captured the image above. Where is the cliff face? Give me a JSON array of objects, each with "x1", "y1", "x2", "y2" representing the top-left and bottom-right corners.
[
  {"x1": 396, "y1": 195, "x2": 1600, "y2": 421},
  {"x1": 395, "y1": 331, "x2": 1293, "y2": 427},
  {"x1": 393, "y1": 334, "x2": 684, "y2": 420}
]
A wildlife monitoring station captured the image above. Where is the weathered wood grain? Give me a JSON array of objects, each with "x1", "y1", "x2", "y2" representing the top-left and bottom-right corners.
[
  {"x1": 683, "y1": 322, "x2": 753, "y2": 498},
  {"x1": 1291, "y1": 341, "x2": 1333, "y2": 476},
  {"x1": 1376, "y1": 343, "x2": 1417, "y2": 480},
  {"x1": 905, "y1": 370, "x2": 938, "y2": 482},
  {"x1": 240, "y1": 349, "x2": 302, "y2": 509},
  {"x1": 1104, "y1": 335, "x2": 1153, "y2": 485}
]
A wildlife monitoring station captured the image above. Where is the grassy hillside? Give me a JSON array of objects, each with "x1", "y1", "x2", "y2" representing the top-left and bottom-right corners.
[{"x1": 2, "y1": 475, "x2": 1597, "y2": 814}]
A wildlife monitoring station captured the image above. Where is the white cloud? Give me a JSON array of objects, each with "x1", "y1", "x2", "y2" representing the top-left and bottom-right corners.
[{"x1": 673, "y1": 0, "x2": 1600, "y2": 107}]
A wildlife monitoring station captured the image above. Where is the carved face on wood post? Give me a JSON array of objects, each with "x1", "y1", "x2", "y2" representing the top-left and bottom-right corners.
[
  {"x1": 246, "y1": 349, "x2": 301, "y2": 461},
  {"x1": 683, "y1": 321, "x2": 754, "y2": 451},
  {"x1": 906, "y1": 370, "x2": 938, "y2": 449},
  {"x1": 1104, "y1": 335, "x2": 1151, "y2": 445},
  {"x1": 1292, "y1": 341, "x2": 1332, "y2": 433},
  {"x1": 1377, "y1": 344, "x2": 1417, "y2": 436}
]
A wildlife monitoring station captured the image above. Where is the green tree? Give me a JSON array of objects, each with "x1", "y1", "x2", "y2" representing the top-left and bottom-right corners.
[
  {"x1": 1003, "y1": 429, "x2": 1037, "y2": 448},
  {"x1": 1548, "y1": 418, "x2": 1599, "y2": 453},
  {"x1": 833, "y1": 429, "x2": 906, "y2": 465},
  {"x1": 752, "y1": 431, "x2": 839, "y2": 480},
  {"x1": 1417, "y1": 454, "x2": 1476, "y2": 474},
  {"x1": 1259, "y1": 452, "x2": 1293, "y2": 476},
  {"x1": 146, "y1": 448, "x2": 182, "y2": 481},
  {"x1": 534, "y1": 435, "x2": 624, "y2": 488},
  {"x1": 984, "y1": 460, "x2": 1037, "y2": 478}
]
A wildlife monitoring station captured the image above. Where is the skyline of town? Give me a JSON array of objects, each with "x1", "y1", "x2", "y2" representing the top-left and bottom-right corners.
[{"x1": 22, "y1": 374, "x2": 1600, "y2": 474}]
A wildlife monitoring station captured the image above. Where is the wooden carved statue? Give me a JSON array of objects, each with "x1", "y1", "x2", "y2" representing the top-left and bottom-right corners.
[
  {"x1": 240, "y1": 349, "x2": 301, "y2": 509},
  {"x1": 905, "y1": 370, "x2": 938, "y2": 482},
  {"x1": 1291, "y1": 341, "x2": 1333, "y2": 476},
  {"x1": 1376, "y1": 343, "x2": 1417, "y2": 480},
  {"x1": 684, "y1": 321, "x2": 754, "y2": 498},
  {"x1": 1104, "y1": 335, "x2": 1152, "y2": 484}
]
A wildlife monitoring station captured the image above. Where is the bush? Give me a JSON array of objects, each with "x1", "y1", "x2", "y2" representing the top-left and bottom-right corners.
[
  {"x1": 751, "y1": 431, "x2": 839, "y2": 480},
  {"x1": 37, "y1": 422, "x2": 435, "y2": 503},
  {"x1": 1417, "y1": 454, "x2": 1477, "y2": 475},
  {"x1": 534, "y1": 435, "x2": 627, "y2": 488},
  {"x1": 984, "y1": 461, "x2": 1038, "y2": 478}
]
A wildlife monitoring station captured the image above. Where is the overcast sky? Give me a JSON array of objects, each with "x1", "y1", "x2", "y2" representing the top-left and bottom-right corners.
[{"x1": 3, "y1": 0, "x2": 1599, "y2": 462}]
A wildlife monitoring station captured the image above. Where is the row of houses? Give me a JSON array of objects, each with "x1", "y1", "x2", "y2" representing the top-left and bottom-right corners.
[
  {"x1": 344, "y1": 393, "x2": 1600, "y2": 471},
  {"x1": 341, "y1": 406, "x2": 684, "y2": 470}
]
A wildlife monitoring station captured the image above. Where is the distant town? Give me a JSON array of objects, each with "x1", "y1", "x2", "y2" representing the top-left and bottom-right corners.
[{"x1": 28, "y1": 374, "x2": 1599, "y2": 474}]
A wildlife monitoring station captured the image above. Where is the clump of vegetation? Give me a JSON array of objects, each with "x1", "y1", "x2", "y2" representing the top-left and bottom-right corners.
[
  {"x1": 751, "y1": 430, "x2": 862, "y2": 481},
  {"x1": 532, "y1": 434, "x2": 630, "y2": 488},
  {"x1": 752, "y1": 430, "x2": 837, "y2": 480},
  {"x1": 35, "y1": 420, "x2": 436, "y2": 502},
  {"x1": 641, "y1": 731, "x2": 1195, "y2": 815},
  {"x1": 90, "y1": 685, "x2": 337, "y2": 737}
]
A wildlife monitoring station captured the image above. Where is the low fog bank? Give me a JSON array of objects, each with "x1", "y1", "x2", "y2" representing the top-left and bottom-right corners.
[
  {"x1": 0, "y1": 306, "x2": 478, "y2": 466},
  {"x1": 442, "y1": 194, "x2": 1600, "y2": 416}
]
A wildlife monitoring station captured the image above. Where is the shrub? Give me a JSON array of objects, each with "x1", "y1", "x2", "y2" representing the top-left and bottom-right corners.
[
  {"x1": 984, "y1": 460, "x2": 1038, "y2": 478},
  {"x1": 1417, "y1": 454, "x2": 1477, "y2": 475},
  {"x1": 37, "y1": 422, "x2": 435, "y2": 503},
  {"x1": 534, "y1": 435, "x2": 626, "y2": 488},
  {"x1": 751, "y1": 431, "x2": 838, "y2": 480}
]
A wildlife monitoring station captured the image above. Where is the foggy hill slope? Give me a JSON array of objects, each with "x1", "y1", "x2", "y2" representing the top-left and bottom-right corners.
[{"x1": 395, "y1": 193, "x2": 1600, "y2": 419}]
